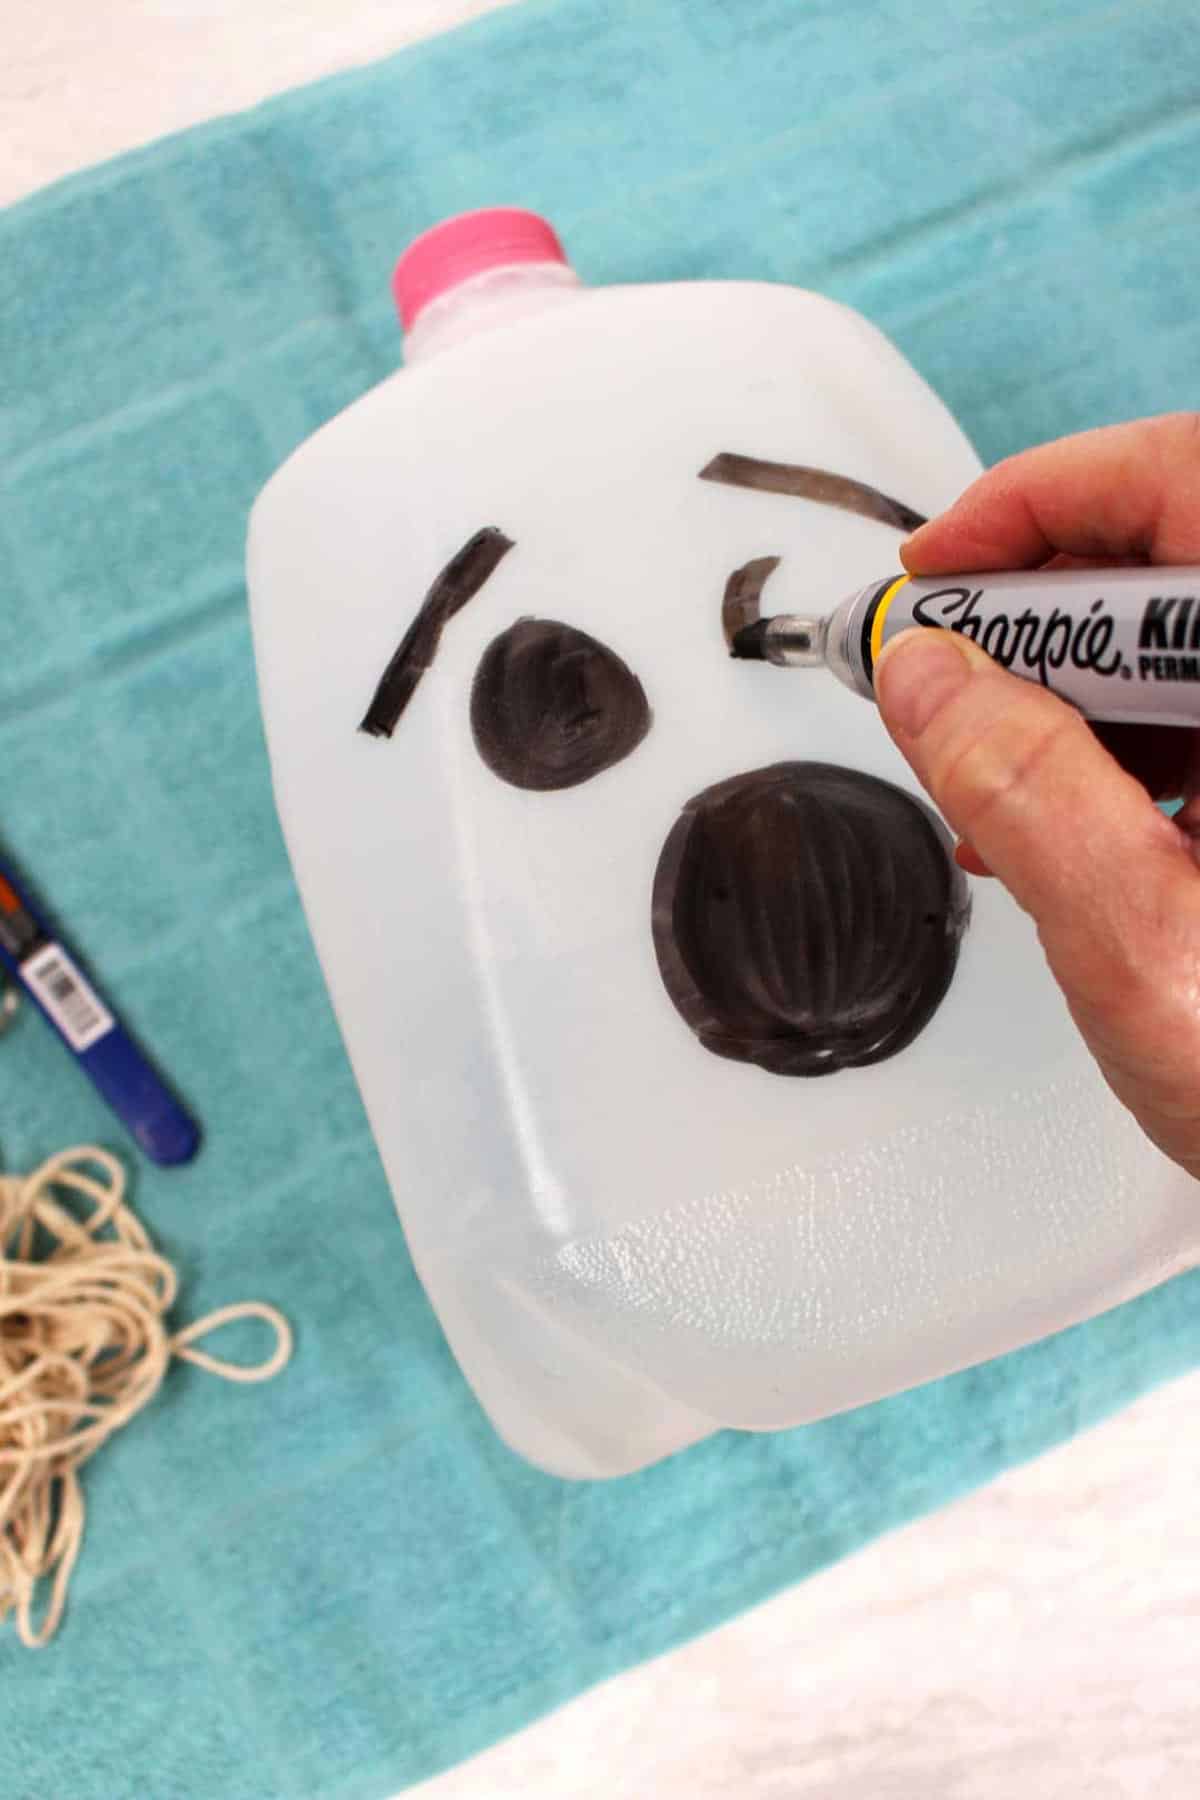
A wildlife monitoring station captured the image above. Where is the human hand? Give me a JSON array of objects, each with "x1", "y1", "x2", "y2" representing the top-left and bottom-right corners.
[{"x1": 874, "y1": 413, "x2": 1200, "y2": 1178}]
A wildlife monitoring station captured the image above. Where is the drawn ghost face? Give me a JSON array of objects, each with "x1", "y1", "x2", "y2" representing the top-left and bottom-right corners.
[
  {"x1": 250, "y1": 230, "x2": 1200, "y2": 1484},
  {"x1": 360, "y1": 458, "x2": 968, "y2": 1084}
]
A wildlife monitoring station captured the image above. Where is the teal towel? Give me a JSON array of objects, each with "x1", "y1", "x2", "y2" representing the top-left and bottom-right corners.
[{"x1": 2, "y1": 1, "x2": 1199, "y2": 1794}]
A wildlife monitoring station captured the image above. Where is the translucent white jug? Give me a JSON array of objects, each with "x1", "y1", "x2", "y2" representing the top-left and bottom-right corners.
[{"x1": 247, "y1": 210, "x2": 1198, "y2": 1477}]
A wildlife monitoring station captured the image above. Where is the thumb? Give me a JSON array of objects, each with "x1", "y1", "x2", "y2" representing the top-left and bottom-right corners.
[{"x1": 873, "y1": 627, "x2": 1186, "y2": 978}]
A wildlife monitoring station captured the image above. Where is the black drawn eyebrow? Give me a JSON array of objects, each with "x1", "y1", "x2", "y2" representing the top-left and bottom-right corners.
[
  {"x1": 359, "y1": 526, "x2": 515, "y2": 738},
  {"x1": 699, "y1": 453, "x2": 928, "y2": 535}
]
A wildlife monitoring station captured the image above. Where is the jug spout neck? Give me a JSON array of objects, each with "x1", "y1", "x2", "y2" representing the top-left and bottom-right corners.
[
  {"x1": 403, "y1": 262, "x2": 583, "y2": 364},
  {"x1": 393, "y1": 209, "x2": 583, "y2": 365}
]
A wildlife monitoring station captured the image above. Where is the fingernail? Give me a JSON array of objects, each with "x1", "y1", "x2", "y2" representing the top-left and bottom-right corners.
[
  {"x1": 953, "y1": 839, "x2": 994, "y2": 878},
  {"x1": 875, "y1": 629, "x2": 975, "y2": 738},
  {"x1": 898, "y1": 524, "x2": 931, "y2": 570}
]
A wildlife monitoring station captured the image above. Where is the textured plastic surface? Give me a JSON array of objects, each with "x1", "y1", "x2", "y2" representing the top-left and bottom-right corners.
[{"x1": 248, "y1": 273, "x2": 1200, "y2": 1477}]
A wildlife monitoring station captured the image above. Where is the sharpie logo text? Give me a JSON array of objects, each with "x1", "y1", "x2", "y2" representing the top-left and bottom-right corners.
[{"x1": 908, "y1": 585, "x2": 1123, "y2": 685}]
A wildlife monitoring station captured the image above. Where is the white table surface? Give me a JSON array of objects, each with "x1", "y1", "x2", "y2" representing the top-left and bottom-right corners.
[{"x1": 4, "y1": 5, "x2": 1199, "y2": 1796}]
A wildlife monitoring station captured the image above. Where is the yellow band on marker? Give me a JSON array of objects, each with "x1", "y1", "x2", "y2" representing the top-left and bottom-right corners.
[{"x1": 869, "y1": 573, "x2": 912, "y2": 667}]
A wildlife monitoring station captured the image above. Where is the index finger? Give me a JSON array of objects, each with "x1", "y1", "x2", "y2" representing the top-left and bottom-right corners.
[{"x1": 901, "y1": 412, "x2": 1200, "y2": 573}]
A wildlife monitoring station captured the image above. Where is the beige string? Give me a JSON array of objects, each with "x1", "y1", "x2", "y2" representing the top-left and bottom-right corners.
[{"x1": 0, "y1": 1145, "x2": 292, "y2": 1648}]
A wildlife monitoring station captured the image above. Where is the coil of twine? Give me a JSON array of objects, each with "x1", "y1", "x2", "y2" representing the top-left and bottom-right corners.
[{"x1": 0, "y1": 1145, "x2": 291, "y2": 1648}]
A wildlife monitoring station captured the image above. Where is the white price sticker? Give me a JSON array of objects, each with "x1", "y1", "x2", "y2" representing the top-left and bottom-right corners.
[{"x1": 21, "y1": 943, "x2": 115, "y2": 1054}]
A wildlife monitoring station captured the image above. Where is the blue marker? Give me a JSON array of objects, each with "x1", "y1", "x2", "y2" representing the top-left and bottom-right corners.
[{"x1": 0, "y1": 862, "x2": 200, "y2": 1166}]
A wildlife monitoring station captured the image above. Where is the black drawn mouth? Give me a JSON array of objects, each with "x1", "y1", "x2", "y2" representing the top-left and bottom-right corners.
[{"x1": 650, "y1": 761, "x2": 970, "y2": 1078}]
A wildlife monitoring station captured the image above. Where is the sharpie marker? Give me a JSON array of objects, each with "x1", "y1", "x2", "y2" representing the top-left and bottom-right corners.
[
  {"x1": 0, "y1": 864, "x2": 200, "y2": 1166},
  {"x1": 731, "y1": 565, "x2": 1200, "y2": 727}
]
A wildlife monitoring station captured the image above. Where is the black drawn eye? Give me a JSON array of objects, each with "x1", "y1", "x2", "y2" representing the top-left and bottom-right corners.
[
  {"x1": 721, "y1": 555, "x2": 781, "y2": 649},
  {"x1": 651, "y1": 761, "x2": 969, "y2": 1077},
  {"x1": 470, "y1": 617, "x2": 652, "y2": 791},
  {"x1": 703, "y1": 452, "x2": 929, "y2": 653}
]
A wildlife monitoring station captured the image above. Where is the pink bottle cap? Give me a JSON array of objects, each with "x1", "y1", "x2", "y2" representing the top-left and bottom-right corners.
[{"x1": 391, "y1": 208, "x2": 568, "y2": 334}]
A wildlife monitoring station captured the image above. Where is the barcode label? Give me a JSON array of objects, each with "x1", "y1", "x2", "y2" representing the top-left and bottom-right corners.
[{"x1": 20, "y1": 943, "x2": 115, "y2": 1053}]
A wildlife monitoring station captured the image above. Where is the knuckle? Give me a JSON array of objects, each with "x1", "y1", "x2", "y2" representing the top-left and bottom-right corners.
[
  {"x1": 1171, "y1": 409, "x2": 1200, "y2": 452},
  {"x1": 922, "y1": 683, "x2": 1084, "y2": 842},
  {"x1": 1046, "y1": 849, "x2": 1199, "y2": 1051},
  {"x1": 1153, "y1": 409, "x2": 1200, "y2": 462},
  {"x1": 1081, "y1": 975, "x2": 1200, "y2": 1116}
]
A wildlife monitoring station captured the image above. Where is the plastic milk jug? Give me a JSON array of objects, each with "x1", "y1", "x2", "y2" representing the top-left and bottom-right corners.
[{"x1": 247, "y1": 210, "x2": 1200, "y2": 1477}]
